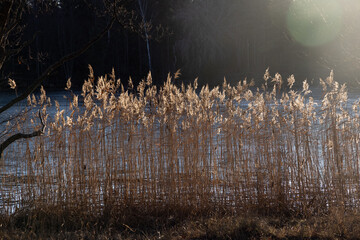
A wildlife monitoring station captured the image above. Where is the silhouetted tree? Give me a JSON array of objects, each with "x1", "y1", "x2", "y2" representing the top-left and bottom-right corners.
[{"x1": 0, "y1": 0, "x2": 115, "y2": 157}]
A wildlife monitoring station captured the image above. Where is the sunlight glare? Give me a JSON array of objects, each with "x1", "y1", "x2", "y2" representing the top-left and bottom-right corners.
[{"x1": 286, "y1": 0, "x2": 342, "y2": 47}]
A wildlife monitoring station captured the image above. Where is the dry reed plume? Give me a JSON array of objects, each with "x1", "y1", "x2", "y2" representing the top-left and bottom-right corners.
[{"x1": 1, "y1": 67, "x2": 360, "y2": 235}]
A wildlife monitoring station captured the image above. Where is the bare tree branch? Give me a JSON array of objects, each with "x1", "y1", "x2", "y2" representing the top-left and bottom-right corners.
[
  {"x1": 0, "y1": 110, "x2": 45, "y2": 157},
  {"x1": 0, "y1": 17, "x2": 115, "y2": 115},
  {"x1": 0, "y1": 17, "x2": 115, "y2": 158},
  {"x1": 5, "y1": 30, "x2": 40, "y2": 58}
]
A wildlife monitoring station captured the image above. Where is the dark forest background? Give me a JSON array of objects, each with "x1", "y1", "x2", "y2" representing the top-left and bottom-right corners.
[{"x1": 1, "y1": 0, "x2": 360, "y2": 91}]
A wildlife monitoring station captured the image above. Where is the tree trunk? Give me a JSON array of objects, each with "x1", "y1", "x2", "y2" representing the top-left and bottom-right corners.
[{"x1": 137, "y1": 0, "x2": 152, "y2": 72}]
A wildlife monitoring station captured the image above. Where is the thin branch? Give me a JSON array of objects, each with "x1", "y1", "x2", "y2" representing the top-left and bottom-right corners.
[
  {"x1": 38, "y1": 110, "x2": 45, "y2": 132},
  {"x1": 5, "y1": 30, "x2": 40, "y2": 58},
  {"x1": 0, "y1": 17, "x2": 115, "y2": 158},
  {"x1": 0, "y1": 131, "x2": 42, "y2": 157},
  {"x1": 0, "y1": 110, "x2": 45, "y2": 158},
  {"x1": 0, "y1": 17, "x2": 115, "y2": 115},
  {"x1": 0, "y1": 1, "x2": 25, "y2": 44}
]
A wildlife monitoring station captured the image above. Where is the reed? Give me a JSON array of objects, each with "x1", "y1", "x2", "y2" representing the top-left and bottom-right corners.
[{"x1": 1, "y1": 67, "x2": 360, "y2": 234}]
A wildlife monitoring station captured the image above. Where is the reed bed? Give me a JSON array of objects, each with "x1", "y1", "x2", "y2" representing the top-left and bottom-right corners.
[{"x1": 1, "y1": 67, "x2": 360, "y2": 227}]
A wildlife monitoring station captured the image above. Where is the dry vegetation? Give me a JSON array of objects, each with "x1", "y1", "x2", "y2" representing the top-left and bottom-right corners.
[{"x1": 2, "y1": 67, "x2": 360, "y2": 239}]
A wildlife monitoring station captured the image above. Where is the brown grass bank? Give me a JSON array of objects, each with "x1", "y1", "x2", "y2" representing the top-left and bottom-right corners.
[{"x1": 2, "y1": 208, "x2": 360, "y2": 239}]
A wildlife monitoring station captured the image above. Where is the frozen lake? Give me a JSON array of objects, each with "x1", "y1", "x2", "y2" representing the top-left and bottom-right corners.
[{"x1": 1, "y1": 87, "x2": 360, "y2": 214}]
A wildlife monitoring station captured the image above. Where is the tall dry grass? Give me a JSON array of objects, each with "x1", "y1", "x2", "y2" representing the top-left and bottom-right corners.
[{"x1": 1, "y1": 67, "x2": 360, "y2": 228}]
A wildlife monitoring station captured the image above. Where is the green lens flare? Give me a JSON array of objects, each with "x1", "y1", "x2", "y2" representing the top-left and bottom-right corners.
[{"x1": 286, "y1": 0, "x2": 342, "y2": 47}]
